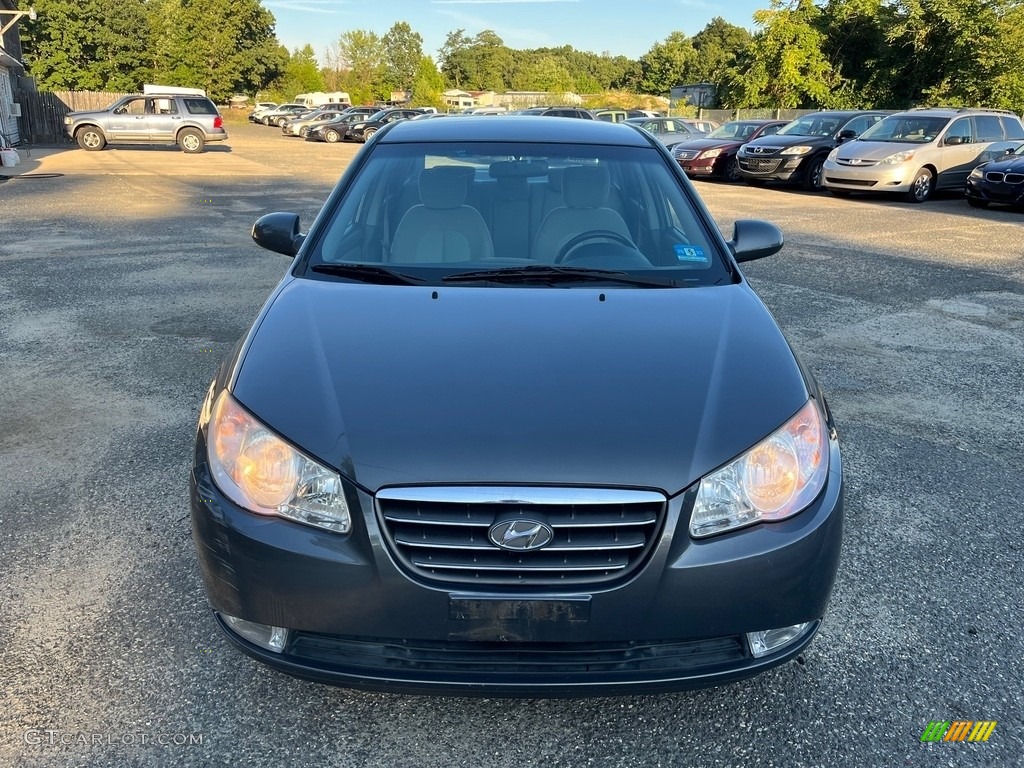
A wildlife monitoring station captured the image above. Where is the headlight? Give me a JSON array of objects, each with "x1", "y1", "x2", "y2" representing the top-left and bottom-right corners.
[
  {"x1": 207, "y1": 391, "x2": 352, "y2": 533},
  {"x1": 353, "y1": 123, "x2": 366, "y2": 130},
  {"x1": 64, "y1": 116, "x2": 73, "y2": 125},
  {"x1": 699, "y1": 148, "x2": 722, "y2": 160},
  {"x1": 827, "y1": 148, "x2": 839, "y2": 161},
  {"x1": 689, "y1": 400, "x2": 828, "y2": 538},
  {"x1": 969, "y1": 166, "x2": 985, "y2": 179},
  {"x1": 781, "y1": 145, "x2": 813, "y2": 155},
  {"x1": 881, "y1": 150, "x2": 915, "y2": 164}
]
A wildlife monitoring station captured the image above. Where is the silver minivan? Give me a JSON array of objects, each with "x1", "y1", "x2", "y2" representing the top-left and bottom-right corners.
[{"x1": 822, "y1": 108, "x2": 1024, "y2": 202}]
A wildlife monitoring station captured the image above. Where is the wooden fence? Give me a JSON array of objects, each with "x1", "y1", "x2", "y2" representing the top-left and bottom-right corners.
[{"x1": 11, "y1": 87, "x2": 129, "y2": 145}]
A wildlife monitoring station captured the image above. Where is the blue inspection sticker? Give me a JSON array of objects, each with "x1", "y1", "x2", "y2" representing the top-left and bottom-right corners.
[{"x1": 674, "y1": 244, "x2": 708, "y2": 263}]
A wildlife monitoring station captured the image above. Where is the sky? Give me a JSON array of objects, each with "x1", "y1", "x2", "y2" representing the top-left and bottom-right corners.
[{"x1": 264, "y1": 0, "x2": 766, "y2": 64}]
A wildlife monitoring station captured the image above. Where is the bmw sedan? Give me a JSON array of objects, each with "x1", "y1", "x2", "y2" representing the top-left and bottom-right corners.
[
  {"x1": 189, "y1": 117, "x2": 844, "y2": 696},
  {"x1": 965, "y1": 143, "x2": 1024, "y2": 209}
]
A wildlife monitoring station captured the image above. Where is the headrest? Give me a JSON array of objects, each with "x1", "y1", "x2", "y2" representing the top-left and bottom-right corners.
[
  {"x1": 420, "y1": 166, "x2": 472, "y2": 209},
  {"x1": 563, "y1": 165, "x2": 610, "y2": 209},
  {"x1": 489, "y1": 160, "x2": 548, "y2": 179}
]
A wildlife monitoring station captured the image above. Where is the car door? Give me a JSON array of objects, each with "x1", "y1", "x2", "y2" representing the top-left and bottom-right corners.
[
  {"x1": 936, "y1": 117, "x2": 976, "y2": 189},
  {"x1": 148, "y1": 97, "x2": 181, "y2": 142},
  {"x1": 107, "y1": 97, "x2": 151, "y2": 141}
]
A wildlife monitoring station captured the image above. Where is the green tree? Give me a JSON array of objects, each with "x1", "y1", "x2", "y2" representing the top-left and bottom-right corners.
[
  {"x1": 20, "y1": 0, "x2": 151, "y2": 91},
  {"x1": 267, "y1": 45, "x2": 324, "y2": 102},
  {"x1": 512, "y1": 54, "x2": 574, "y2": 93},
  {"x1": 338, "y1": 29, "x2": 386, "y2": 103},
  {"x1": 408, "y1": 55, "x2": 445, "y2": 109},
  {"x1": 149, "y1": 0, "x2": 282, "y2": 101},
  {"x1": 723, "y1": 0, "x2": 840, "y2": 109},
  {"x1": 382, "y1": 21, "x2": 424, "y2": 94},
  {"x1": 637, "y1": 32, "x2": 697, "y2": 95},
  {"x1": 690, "y1": 17, "x2": 752, "y2": 90}
]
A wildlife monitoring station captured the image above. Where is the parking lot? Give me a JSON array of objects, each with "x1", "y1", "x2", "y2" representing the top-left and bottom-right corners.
[{"x1": 1, "y1": 120, "x2": 1022, "y2": 767}]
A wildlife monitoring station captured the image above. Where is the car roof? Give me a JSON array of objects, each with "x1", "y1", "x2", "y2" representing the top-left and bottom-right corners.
[
  {"x1": 381, "y1": 115, "x2": 653, "y2": 146},
  {"x1": 887, "y1": 108, "x2": 1016, "y2": 119}
]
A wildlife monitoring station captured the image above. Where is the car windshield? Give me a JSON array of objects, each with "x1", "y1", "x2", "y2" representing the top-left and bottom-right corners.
[
  {"x1": 1015, "y1": 144, "x2": 1024, "y2": 156},
  {"x1": 366, "y1": 110, "x2": 389, "y2": 121},
  {"x1": 305, "y1": 141, "x2": 729, "y2": 287},
  {"x1": 777, "y1": 115, "x2": 844, "y2": 137},
  {"x1": 706, "y1": 122, "x2": 760, "y2": 140},
  {"x1": 857, "y1": 115, "x2": 949, "y2": 143}
]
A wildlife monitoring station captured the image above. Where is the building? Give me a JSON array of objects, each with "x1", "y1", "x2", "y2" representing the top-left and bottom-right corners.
[
  {"x1": 670, "y1": 83, "x2": 717, "y2": 111},
  {"x1": 0, "y1": 0, "x2": 27, "y2": 144}
]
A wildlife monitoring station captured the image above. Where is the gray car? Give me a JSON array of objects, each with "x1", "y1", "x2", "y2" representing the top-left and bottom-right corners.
[{"x1": 64, "y1": 93, "x2": 227, "y2": 154}]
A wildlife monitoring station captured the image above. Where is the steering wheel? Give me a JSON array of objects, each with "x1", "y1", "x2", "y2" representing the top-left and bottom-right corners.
[{"x1": 554, "y1": 230, "x2": 638, "y2": 264}]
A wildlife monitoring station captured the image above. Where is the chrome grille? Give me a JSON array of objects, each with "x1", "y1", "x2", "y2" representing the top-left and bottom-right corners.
[
  {"x1": 739, "y1": 157, "x2": 782, "y2": 173},
  {"x1": 1005, "y1": 173, "x2": 1024, "y2": 184},
  {"x1": 674, "y1": 150, "x2": 699, "y2": 160},
  {"x1": 377, "y1": 487, "x2": 666, "y2": 587},
  {"x1": 836, "y1": 158, "x2": 879, "y2": 167},
  {"x1": 986, "y1": 171, "x2": 1005, "y2": 182}
]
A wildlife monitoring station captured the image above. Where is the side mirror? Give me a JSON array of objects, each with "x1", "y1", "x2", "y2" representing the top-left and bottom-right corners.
[
  {"x1": 1006, "y1": 147, "x2": 1016, "y2": 155},
  {"x1": 945, "y1": 135, "x2": 965, "y2": 146},
  {"x1": 252, "y1": 212, "x2": 305, "y2": 257},
  {"x1": 728, "y1": 219, "x2": 784, "y2": 263},
  {"x1": 837, "y1": 129, "x2": 856, "y2": 141}
]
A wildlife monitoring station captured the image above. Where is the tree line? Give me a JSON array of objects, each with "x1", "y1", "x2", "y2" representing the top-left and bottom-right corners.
[{"x1": 15, "y1": 0, "x2": 1024, "y2": 111}]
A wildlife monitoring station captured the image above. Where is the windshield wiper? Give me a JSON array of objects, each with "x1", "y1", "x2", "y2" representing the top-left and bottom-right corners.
[
  {"x1": 310, "y1": 263, "x2": 427, "y2": 285},
  {"x1": 441, "y1": 265, "x2": 681, "y2": 288}
]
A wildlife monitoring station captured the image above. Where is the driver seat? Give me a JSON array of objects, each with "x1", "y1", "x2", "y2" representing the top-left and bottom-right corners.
[{"x1": 532, "y1": 166, "x2": 632, "y2": 263}]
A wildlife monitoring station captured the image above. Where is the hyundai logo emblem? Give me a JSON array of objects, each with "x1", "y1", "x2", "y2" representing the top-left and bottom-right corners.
[{"x1": 488, "y1": 519, "x2": 554, "y2": 551}]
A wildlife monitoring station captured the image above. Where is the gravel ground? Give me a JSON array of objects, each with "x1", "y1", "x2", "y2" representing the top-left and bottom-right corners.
[{"x1": 1, "y1": 121, "x2": 1021, "y2": 767}]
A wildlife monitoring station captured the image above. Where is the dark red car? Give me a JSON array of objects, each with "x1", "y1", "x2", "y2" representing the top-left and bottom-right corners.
[{"x1": 672, "y1": 120, "x2": 789, "y2": 181}]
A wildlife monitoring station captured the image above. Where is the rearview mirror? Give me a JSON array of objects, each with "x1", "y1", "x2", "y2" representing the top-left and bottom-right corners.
[
  {"x1": 728, "y1": 219, "x2": 784, "y2": 263},
  {"x1": 252, "y1": 212, "x2": 305, "y2": 257}
]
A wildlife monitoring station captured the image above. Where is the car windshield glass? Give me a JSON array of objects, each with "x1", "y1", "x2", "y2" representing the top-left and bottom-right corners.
[
  {"x1": 305, "y1": 141, "x2": 729, "y2": 288},
  {"x1": 858, "y1": 115, "x2": 948, "y2": 143},
  {"x1": 366, "y1": 110, "x2": 389, "y2": 121},
  {"x1": 777, "y1": 115, "x2": 843, "y2": 137},
  {"x1": 706, "y1": 122, "x2": 758, "y2": 140},
  {"x1": 1015, "y1": 144, "x2": 1024, "y2": 156}
]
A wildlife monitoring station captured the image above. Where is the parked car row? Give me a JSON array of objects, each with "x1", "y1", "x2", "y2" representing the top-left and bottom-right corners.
[{"x1": 666, "y1": 108, "x2": 1024, "y2": 208}]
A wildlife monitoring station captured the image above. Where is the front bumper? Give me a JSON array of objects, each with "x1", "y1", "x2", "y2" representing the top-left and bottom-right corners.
[
  {"x1": 965, "y1": 177, "x2": 1024, "y2": 205},
  {"x1": 737, "y1": 153, "x2": 809, "y2": 183},
  {"x1": 677, "y1": 155, "x2": 726, "y2": 177},
  {"x1": 823, "y1": 160, "x2": 912, "y2": 193},
  {"x1": 190, "y1": 438, "x2": 844, "y2": 696}
]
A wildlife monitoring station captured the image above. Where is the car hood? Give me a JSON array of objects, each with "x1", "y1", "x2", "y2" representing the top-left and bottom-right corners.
[
  {"x1": 231, "y1": 279, "x2": 809, "y2": 495},
  {"x1": 835, "y1": 140, "x2": 923, "y2": 161},
  {"x1": 979, "y1": 155, "x2": 1024, "y2": 173},
  {"x1": 746, "y1": 134, "x2": 832, "y2": 150},
  {"x1": 674, "y1": 137, "x2": 741, "y2": 152}
]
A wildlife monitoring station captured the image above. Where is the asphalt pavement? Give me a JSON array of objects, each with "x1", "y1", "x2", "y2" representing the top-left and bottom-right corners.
[{"x1": 1, "y1": 121, "x2": 1021, "y2": 767}]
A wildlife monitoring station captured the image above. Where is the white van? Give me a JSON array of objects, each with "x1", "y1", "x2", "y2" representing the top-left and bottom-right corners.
[{"x1": 294, "y1": 92, "x2": 351, "y2": 108}]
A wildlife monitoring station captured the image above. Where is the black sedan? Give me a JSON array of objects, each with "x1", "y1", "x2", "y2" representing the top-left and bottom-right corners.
[
  {"x1": 305, "y1": 112, "x2": 367, "y2": 144},
  {"x1": 346, "y1": 108, "x2": 424, "y2": 142},
  {"x1": 190, "y1": 117, "x2": 844, "y2": 696},
  {"x1": 966, "y1": 143, "x2": 1024, "y2": 208}
]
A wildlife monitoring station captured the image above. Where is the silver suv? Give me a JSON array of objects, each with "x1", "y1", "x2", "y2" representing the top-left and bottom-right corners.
[
  {"x1": 64, "y1": 94, "x2": 228, "y2": 154},
  {"x1": 823, "y1": 108, "x2": 1024, "y2": 202}
]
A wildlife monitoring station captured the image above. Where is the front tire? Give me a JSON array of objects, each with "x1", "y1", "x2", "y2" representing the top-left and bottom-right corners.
[
  {"x1": 276, "y1": 117, "x2": 288, "y2": 128},
  {"x1": 324, "y1": 129, "x2": 341, "y2": 143},
  {"x1": 262, "y1": 116, "x2": 271, "y2": 126},
  {"x1": 802, "y1": 155, "x2": 826, "y2": 191},
  {"x1": 178, "y1": 128, "x2": 205, "y2": 154},
  {"x1": 722, "y1": 156, "x2": 741, "y2": 182},
  {"x1": 299, "y1": 126, "x2": 309, "y2": 138},
  {"x1": 76, "y1": 127, "x2": 106, "y2": 151},
  {"x1": 906, "y1": 168, "x2": 934, "y2": 203},
  {"x1": 362, "y1": 127, "x2": 377, "y2": 142}
]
